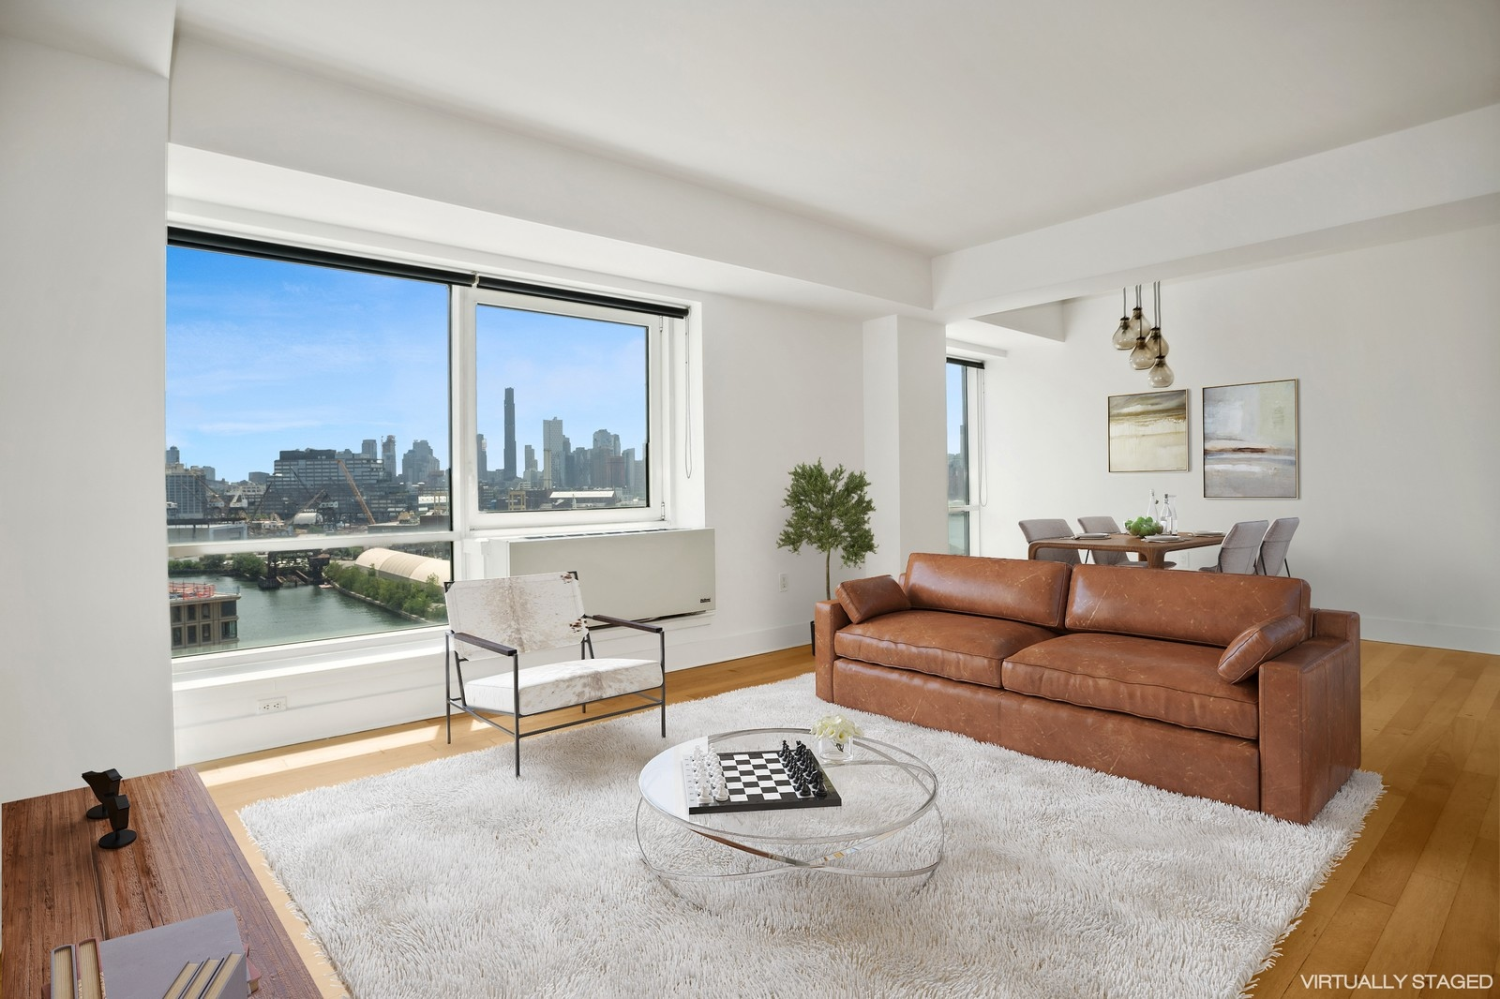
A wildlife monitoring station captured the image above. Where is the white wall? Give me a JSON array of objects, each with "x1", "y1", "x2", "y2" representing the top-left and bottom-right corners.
[
  {"x1": 0, "y1": 36, "x2": 175, "y2": 804},
  {"x1": 978, "y1": 223, "x2": 1500, "y2": 654}
]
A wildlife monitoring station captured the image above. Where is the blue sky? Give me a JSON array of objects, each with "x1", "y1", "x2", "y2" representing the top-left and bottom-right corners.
[{"x1": 166, "y1": 247, "x2": 646, "y2": 482}]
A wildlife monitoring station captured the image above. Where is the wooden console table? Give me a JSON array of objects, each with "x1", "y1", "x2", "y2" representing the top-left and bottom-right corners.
[{"x1": 3, "y1": 767, "x2": 319, "y2": 997}]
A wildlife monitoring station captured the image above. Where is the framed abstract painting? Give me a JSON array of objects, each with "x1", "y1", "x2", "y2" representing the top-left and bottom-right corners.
[
  {"x1": 1202, "y1": 379, "x2": 1299, "y2": 498},
  {"x1": 1107, "y1": 390, "x2": 1188, "y2": 472}
]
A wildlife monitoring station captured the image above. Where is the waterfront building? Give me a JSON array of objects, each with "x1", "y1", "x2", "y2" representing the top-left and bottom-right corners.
[
  {"x1": 169, "y1": 580, "x2": 239, "y2": 652},
  {"x1": 349, "y1": 546, "x2": 451, "y2": 585}
]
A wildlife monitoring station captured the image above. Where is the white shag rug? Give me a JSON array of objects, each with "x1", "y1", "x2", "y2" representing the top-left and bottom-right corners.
[{"x1": 238, "y1": 675, "x2": 1381, "y2": 999}]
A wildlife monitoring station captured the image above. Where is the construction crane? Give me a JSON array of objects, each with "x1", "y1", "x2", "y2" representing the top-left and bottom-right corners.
[{"x1": 337, "y1": 458, "x2": 377, "y2": 525}]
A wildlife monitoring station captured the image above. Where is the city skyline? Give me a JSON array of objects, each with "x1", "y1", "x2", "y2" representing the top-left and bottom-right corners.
[{"x1": 167, "y1": 246, "x2": 648, "y2": 484}]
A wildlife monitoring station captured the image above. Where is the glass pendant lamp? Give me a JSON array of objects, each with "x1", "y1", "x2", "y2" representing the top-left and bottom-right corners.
[
  {"x1": 1128, "y1": 285, "x2": 1147, "y2": 337},
  {"x1": 1111, "y1": 288, "x2": 1133, "y2": 349},
  {"x1": 1145, "y1": 282, "x2": 1174, "y2": 386},
  {"x1": 1129, "y1": 325, "x2": 1155, "y2": 370},
  {"x1": 1143, "y1": 283, "x2": 1169, "y2": 361}
]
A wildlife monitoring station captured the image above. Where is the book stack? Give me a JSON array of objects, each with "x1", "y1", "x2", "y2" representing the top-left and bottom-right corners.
[
  {"x1": 159, "y1": 953, "x2": 245, "y2": 999},
  {"x1": 48, "y1": 910, "x2": 260, "y2": 998}
]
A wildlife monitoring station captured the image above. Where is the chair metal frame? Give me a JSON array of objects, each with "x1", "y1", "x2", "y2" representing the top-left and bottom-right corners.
[{"x1": 443, "y1": 574, "x2": 667, "y2": 776}]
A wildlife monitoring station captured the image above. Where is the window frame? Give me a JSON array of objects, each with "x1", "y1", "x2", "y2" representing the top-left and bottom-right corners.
[
  {"x1": 456, "y1": 287, "x2": 671, "y2": 534},
  {"x1": 164, "y1": 229, "x2": 691, "y2": 674}
]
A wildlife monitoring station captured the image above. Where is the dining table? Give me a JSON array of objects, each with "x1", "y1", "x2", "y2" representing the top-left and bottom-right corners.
[{"x1": 1026, "y1": 531, "x2": 1225, "y2": 569}]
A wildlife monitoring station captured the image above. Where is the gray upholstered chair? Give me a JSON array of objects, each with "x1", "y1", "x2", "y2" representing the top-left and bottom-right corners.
[
  {"x1": 1257, "y1": 517, "x2": 1300, "y2": 576},
  {"x1": 1018, "y1": 518, "x2": 1081, "y2": 564},
  {"x1": 1198, "y1": 520, "x2": 1270, "y2": 575},
  {"x1": 444, "y1": 571, "x2": 666, "y2": 775}
]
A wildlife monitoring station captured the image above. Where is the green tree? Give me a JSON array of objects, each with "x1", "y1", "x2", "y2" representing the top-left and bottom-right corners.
[
  {"x1": 231, "y1": 553, "x2": 266, "y2": 580},
  {"x1": 776, "y1": 459, "x2": 877, "y2": 600}
]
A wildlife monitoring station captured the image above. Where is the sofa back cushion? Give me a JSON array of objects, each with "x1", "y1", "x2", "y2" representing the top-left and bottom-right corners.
[
  {"x1": 835, "y1": 575, "x2": 912, "y2": 624},
  {"x1": 1065, "y1": 564, "x2": 1311, "y2": 647},
  {"x1": 904, "y1": 553, "x2": 1070, "y2": 629}
]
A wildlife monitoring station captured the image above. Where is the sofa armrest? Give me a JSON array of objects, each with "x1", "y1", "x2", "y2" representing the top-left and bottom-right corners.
[
  {"x1": 814, "y1": 599, "x2": 851, "y2": 702},
  {"x1": 1312, "y1": 607, "x2": 1359, "y2": 643},
  {"x1": 1258, "y1": 611, "x2": 1361, "y2": 824}
]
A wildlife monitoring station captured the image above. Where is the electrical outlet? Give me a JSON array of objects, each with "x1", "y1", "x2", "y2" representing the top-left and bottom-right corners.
[
  {"x1": 778, "y1": 573, "x2": 789, "y2": 592},
  {"x1": 257, "y1": 696, "x2": 287, "y2": 714}
]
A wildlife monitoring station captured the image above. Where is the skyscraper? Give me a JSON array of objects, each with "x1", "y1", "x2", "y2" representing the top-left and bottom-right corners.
[
  {"x1": 476, "y1": 433, "x2": 488, "y2": 478},
  {"x1": 382, "y1": 435, "x2": 397, "y2": 482},
  {"x1": 502, "y1": 386, "x2": 516, "y2": 483},
  {"x1": 166, "y1": 445, "x2": 180, "y2": 466},
  {"x1": 402, "y1": 439, "x2": 441, "y2": 487},
  {"x1": 361, "y1": 438, "x2": 377, "y2": 460},
  {"x1": 543, "y1": 418, "x2": 566, "y2": 489}
]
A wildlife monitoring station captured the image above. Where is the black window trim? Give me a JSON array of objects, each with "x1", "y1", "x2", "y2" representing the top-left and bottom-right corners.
[{"x1": 166, "y1": 227, "x2": 691, "y2": 320}]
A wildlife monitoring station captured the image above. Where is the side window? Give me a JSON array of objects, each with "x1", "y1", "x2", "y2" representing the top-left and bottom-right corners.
[{"x1": 946, "y1": 359, "x2": 984, "y2": 555}]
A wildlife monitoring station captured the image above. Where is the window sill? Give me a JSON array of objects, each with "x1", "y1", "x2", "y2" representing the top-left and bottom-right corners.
[{"x1": 171, "y1": 612, "x2": 713, "y2": 692}]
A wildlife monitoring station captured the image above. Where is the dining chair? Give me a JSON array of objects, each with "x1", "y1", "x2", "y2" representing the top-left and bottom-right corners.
[
  {"x1": 1198, "y1": 520, "x2": 1270, "y2": 575},
  {"x1": 1018, "y1": 519, "x2": 1081, "y2": 564},
  {"x1": 1257, "y1": 517, "x2": 1300, "y2": 576},
  {"x1": 1077, "y1": 515, "x2": 1174, "y2": 568}
]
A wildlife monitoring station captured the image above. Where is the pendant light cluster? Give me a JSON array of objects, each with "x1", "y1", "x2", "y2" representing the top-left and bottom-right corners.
[{"x1": 1111, "y1": 282, "x2": 1174, "y2": 387}]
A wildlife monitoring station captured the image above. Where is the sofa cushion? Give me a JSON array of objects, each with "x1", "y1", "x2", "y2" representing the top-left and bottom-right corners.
[
  {"x1": 835, "y1": 609, "x2": 1057, "y2": 688},
  {"x1": 835, "y1": 575, "x2": 911, "y2": 624},
  {"x1": 1219, "y1": 614, "x2": 1308, "y2": 683},
  {"x1": 1002, "y1": 633, "x2": 1259, "y2": 739},
  {"x1": 904, "y1": 553, "x2": 1070, "y2": 629},
  {"x1": 1065, "y1": 564, "x2": 1311, "y2": 646}
]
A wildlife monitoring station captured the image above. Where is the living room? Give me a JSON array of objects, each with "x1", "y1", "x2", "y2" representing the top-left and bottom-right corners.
[{"x1": 2, "y1": 2, "x2": 1497, "y2": 996}]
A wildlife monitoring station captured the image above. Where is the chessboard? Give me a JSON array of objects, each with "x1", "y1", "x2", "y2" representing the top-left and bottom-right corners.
[{"x1": 683, "y1": 740, "x2": 843, "y2": 815}]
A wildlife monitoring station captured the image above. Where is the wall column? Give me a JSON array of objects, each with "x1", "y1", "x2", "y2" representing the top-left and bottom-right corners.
[
  {"x1": 0, "y1": 35, "x2": 174, "y2": 804},
  {"x1": 862, "y1": 315, "x2": 949, "y2": 577}
]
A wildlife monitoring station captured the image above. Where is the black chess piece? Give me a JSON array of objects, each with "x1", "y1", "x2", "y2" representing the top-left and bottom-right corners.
[
  {"x1": 82, "y1": 769, "x2": 122, "y2": 821},
  {"x1": 98, "y1": 794, "x2": 137, "y2": 849}
]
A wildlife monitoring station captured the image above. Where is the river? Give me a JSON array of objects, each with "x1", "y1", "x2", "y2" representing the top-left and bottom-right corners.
[{"x1": 171, "y1": 574, "x2": 431, "y2": 659}]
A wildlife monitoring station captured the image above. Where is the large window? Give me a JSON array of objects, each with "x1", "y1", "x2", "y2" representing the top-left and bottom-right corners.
[
  {"x1": 946, "y1": 358, "x2": 984, "y2": 555},
  {"x1": 166, "y1": 233, "x2": 685, "y2": 666}
]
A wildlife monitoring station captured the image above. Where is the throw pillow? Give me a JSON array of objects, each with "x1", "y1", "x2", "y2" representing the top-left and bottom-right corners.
[
  {"x1": 835, "y1": 575, "x2": 911, "y2": 625},
  {"x1": 1218, "y1": 614, "x2": 1308, "y2": 682}
]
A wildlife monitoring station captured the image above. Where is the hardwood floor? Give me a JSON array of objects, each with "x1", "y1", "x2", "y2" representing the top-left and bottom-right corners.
[{"x1": 195, "y1": 641, "x2": 1499, "y2": 998}]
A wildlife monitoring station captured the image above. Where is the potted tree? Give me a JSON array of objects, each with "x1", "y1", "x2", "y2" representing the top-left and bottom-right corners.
[{"x1": 777, "y1": 460, "x2": 876, "y2": 650}]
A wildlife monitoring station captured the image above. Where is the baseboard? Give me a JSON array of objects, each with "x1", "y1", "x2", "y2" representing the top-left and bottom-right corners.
[{"x1": 1362, "y1": 615, "x2": 1500, "y2": 655}]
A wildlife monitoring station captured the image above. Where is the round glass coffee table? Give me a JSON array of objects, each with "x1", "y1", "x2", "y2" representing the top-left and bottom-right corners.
[{"x1": 636, "y1": 727, "x2": 942, "y2": 884}]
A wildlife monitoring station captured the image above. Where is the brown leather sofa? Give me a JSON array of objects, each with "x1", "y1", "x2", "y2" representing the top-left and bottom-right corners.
[{"x1": 814, "y1": 552, "x2": 1361, "y2": 824}]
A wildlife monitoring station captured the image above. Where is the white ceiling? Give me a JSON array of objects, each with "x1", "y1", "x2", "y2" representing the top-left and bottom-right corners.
[{"x1": 174, "y1": 0, "x2": 1500, "y2": 256}]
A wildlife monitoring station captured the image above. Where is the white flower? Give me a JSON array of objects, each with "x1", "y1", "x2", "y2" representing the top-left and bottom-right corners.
[{"x1": 811, "y1": 714, "x2": 861, "y2": 742}]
